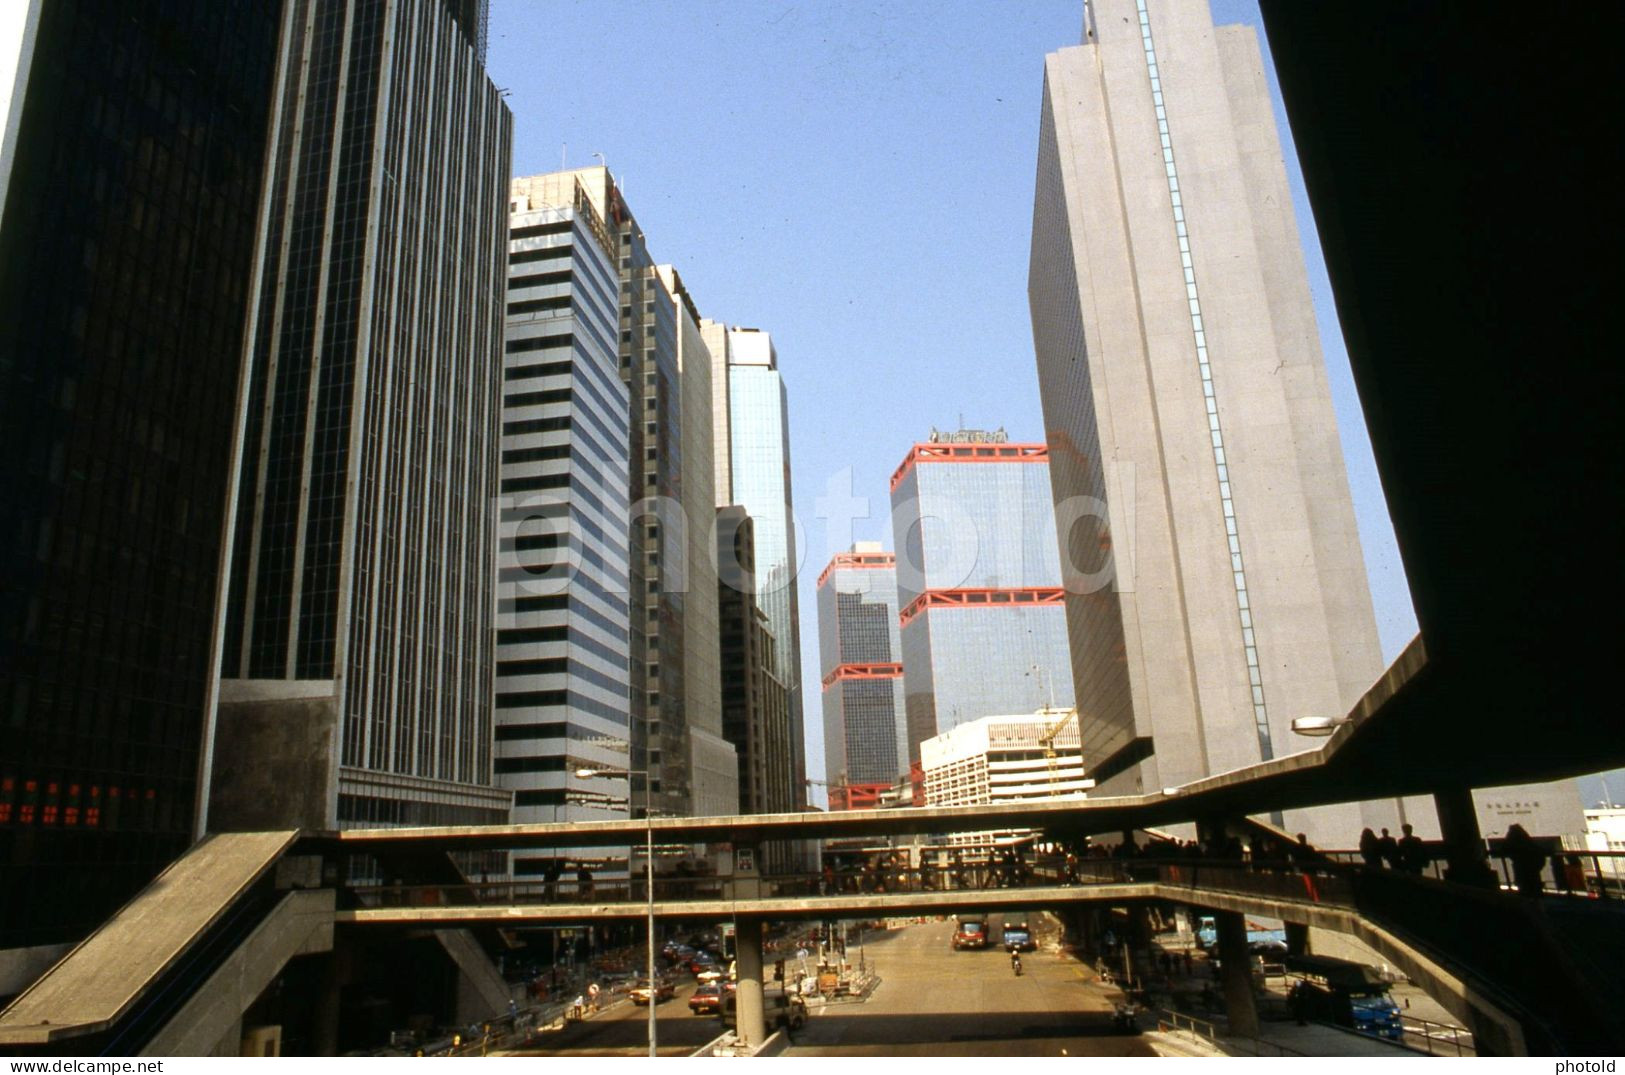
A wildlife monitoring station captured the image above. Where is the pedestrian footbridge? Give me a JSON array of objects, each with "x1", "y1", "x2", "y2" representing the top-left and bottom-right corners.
[{"x1": 3, "y1": 824, "x2": 1620, "y2": 1056}]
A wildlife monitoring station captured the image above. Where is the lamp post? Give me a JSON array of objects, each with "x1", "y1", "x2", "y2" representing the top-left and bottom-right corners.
[
  {"x1": 1289, "y1": 715, "x2": 1349, "y2": 737},
  {"x1": 576, "y1": 766, "x2": 656, "y2": 1057}
]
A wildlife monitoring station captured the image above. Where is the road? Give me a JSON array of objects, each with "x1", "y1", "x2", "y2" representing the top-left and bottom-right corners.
[
  {"x1": 785, "y1": 917, "x2": 1158, "y2": 1057},
  {"x1": 503, "y1": 981, "x2": 723, "y2": 1058}
]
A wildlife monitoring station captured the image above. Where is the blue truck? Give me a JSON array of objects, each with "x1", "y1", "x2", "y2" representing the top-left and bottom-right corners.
[
  {"x1": 1001, "y1": 918, "x2": 1035, "y2": 952},
  {"x1": 1284, "y1": 953, "x2": 1404, "y2": 1041}
]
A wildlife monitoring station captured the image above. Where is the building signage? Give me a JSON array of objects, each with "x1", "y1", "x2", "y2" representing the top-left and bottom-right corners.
[{"x1": 928, "y1": 427, "x2": 1009, "y2": 444}]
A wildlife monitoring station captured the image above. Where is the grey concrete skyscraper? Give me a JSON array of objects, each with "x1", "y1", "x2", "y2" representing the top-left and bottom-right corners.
[
  {"x1": 207, "y1": 0, "x2": 512, "y2": 832},
  {"x1": 1028, "y1": 0, "x2": 1390, "y2": 840}
]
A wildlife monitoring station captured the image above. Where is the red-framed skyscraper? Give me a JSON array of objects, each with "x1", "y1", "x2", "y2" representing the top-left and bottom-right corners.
[
  {"x1": 816, "y1": 545, "x2": 908, "y2": 804},
  {"x1": 889, "y1": 434, "x2": 1076, "y2": 763}
]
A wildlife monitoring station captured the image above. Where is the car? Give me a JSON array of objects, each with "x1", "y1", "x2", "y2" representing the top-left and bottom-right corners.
[
  {"x1": 630, "y1": 978, "x2": 676, "y2": 1005},
  {"x1": 688, "y1": 982, "x2": 725, "y2": 1015}
]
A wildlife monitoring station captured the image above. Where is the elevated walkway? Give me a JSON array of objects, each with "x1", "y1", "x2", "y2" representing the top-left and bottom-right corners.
[{"x1": 0, "y1": 831, "x2": 302, "y2": 1052}]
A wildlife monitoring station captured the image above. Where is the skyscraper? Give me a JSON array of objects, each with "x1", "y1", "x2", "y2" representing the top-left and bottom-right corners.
[
  {"x1": 505, "y1": 168, "x2": 736, "y2": 822},
  {"x1": 206, "y1": 0, "x2": 512, "y2": 832},
  {"x1": 716, "y1": 507, "x2": 795, "y2": 817},
  {"x1": 889, "y1": 431, "x2": 1076, "y2": 764},
  {"x1": 723, "y1": 329, "x2": 807, "y2": 808},
  {"x1": 816, "y1": 544, "x2": 907, "y2": 803},
  {"x1": 655, "y1": 267, "x2": 739, "y2": 820},
  {"x1": 492, "y1": 174, "x2": 632, "y2": 857},
  {"x1": 1028, "y1": 0, "x2": 1391, "y2": 839},
  {"x1": 0, "y1": 0, "x2": 283, "y2": 952}
]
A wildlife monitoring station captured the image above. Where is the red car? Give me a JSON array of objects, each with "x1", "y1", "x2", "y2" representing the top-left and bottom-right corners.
[{"x1": 688, "y1": 982, "x2": 724, "y2": 1015}]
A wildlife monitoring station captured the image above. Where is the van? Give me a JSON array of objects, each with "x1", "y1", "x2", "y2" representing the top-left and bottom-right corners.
[{"x1": 953, "y1": 916, "x2": 989, "y2": 950}]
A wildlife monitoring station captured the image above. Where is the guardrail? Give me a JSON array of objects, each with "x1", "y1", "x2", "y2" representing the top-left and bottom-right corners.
[
  {"x1": 1401, "y1": 1014, "x2": 1474, "y2": 1056},
  {"x1": 1155, "y1": 1007, "x2": 1306, "y2": 1056}
]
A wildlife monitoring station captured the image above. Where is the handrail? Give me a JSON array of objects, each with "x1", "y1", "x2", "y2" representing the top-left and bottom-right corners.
[{"x1": 1155, "y1": 1007, "x2": 1306, "y2": 1056}]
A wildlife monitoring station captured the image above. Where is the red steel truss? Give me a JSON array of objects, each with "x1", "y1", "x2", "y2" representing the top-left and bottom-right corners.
[
  {"x1": 828, "y1": 782, "x2": 896, "y2": 811},
  {"x1": 897, "y1": 586, "x2": 1066, "y2": 628},
  {"x1": 889, "y1": 442, "x2": 1049, "y2": 492},
  {"x1": 820, "y1": 661, "x2": 905, "y2": 688},
  {"x1": 815, "y1": 551, "x2": 897, "y2": 589}
]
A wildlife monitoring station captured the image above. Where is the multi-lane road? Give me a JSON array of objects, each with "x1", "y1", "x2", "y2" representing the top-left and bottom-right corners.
[
  {"x1": 785, "y1": 917, "x2": 1156, "y2": 1057},
  {"x1": 512, "y1": 917, "x2": 1156, "y2": 1057}
]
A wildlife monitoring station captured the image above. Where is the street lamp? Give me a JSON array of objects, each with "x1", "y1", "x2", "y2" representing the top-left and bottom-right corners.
[
  {"x1": 1289, "y1": 715, "x2": 1350, "y2": 737},
  {"x1": 575, "y1": 766, "x2": 657, "y2": 1058}
]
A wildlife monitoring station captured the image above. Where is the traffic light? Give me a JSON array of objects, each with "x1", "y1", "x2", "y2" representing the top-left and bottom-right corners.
[{"x1": 774, "y1": 959, "x2": 785, "y2": 981}]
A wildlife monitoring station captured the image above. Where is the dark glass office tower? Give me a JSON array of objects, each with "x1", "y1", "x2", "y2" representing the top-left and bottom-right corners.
[
  {"x1": 207, "y1": 0, "x2": 512, "y2": 831},
  {"x1": 0, "y1": 1, "x2": 282, "y2": 951},
  {"x1": 816, "y1": 546, "x2": 907, "y2": 798}
]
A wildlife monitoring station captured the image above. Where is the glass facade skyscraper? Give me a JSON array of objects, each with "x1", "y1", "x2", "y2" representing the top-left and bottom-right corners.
[
  {"x1": 207, "y1": 0, "x2": 512, "y2": 832},
  {"x1": 0, "y1": 0, "x2": 283, "y2": 950},
  {"x1": 725, "y1": 329, "x2": 806, "y2": 808},
  {"x1": 816, "y1": 547, "x2": 907, "y2": 794},
  {"x1": 889, "y1": 436, "x2": 1075, "y2": 763}
]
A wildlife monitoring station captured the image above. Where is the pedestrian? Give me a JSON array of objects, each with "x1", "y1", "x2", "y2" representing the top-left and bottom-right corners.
[
  {"x1": 1292, "y1": 833, "x2": 1313, "y2": 867},
  {"x1": 1503, "y1": 823, "x2": 1547, "y2": 897},
  {"x1": 1377, "y1": 827, "x2": 1401, "y2": 870},
  {"x1": 587, "y1": 981, "x2": 601, "y2": 1012},
  {"x1": 576, "y1": 866, "x2": 593, "y2": 900},
  {"x1": 1183, "y1": 950, "x2": 1194, "y2": 975},
  {"x1": 543, "y1": 861, "x2": 560, "y2": 903},
  {"x1": 1396, "y1": 823, "x2": 1427, "y2": 875},
  {"x1": 1358, "y1": 827, "x2": 1382, "y2": 868}
]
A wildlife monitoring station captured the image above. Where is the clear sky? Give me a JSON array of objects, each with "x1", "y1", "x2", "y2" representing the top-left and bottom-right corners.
[{"x1": 485, "y1": 1, "x2": 1617, "y2": 810}]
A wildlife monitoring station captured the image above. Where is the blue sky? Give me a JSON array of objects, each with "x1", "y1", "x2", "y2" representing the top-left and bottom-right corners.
[{"x1": 485, "y1": 2, "x2": 1618, "y2": 809}]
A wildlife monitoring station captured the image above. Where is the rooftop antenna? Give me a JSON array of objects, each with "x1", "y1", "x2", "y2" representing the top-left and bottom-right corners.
[
  {"x1": 561, "y1": 142, "x2": 566, "y2": 170},
  {"x1": 958, "y1": 411, "x2": 964, "y2": 430}
]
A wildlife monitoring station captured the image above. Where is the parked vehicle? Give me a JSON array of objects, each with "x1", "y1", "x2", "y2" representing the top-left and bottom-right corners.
[
  {"x1": 1284, "y1": 954, "x2": 1403, "y2": 1041},
  {"x1": 720, "y1": 991, "x2": 807, "y2": 1032},
  {"x1": 953, "y1": 916, "x2": 989, "y2": 950},
  {"x1": 630, "y1": 977, "x2": 676, "y2": 1005}
]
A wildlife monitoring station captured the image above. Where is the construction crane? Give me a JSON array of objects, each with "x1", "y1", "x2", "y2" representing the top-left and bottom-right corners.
[{"x1": 1035, "y1": 705, "x2": 1079, "y2": 796}]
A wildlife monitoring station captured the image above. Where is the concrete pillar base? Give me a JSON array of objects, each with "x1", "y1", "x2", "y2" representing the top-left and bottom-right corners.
[
  {"x1": 1213, "y1": 910, "x2": 1259, "y2": 1037},
  {"x1": 1434, "y1": 786, "x2": 1497, "y2": 889},
  {"x1": 735, "y1": 919, "x2": 767, "y2": 1048}
]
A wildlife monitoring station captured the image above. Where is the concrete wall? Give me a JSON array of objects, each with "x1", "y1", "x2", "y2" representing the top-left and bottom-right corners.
[
  {"x1": 209, "y1": 681, "x2": 340, "y2": 831},
  {"x1": 141, "y1": 889, "x2": 334, "y2": 1057}
]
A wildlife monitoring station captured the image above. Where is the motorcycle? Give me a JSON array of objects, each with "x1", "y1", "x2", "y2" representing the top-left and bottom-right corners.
[{"x1": 1010, "y1": 953, "x2": 1023, "y2": 977}]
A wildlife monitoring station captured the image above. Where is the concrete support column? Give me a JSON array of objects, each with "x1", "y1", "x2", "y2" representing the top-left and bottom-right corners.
[
  {"x1": 1212, "y1": 910, "x2": 1259, "y2": 1037},
  {"x1": 734, "y1": 918, "x2": 767, "y2": 1048},
  {"x1": 1434, "y1": 785, "x2": 1497, "y2": 889},
  {"x1": 1284, "y1": 922, "x2": 1310, "y2": 957},
  {"x1": 312, "y1": 943, "x2": 351, "y2": 1056}
]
